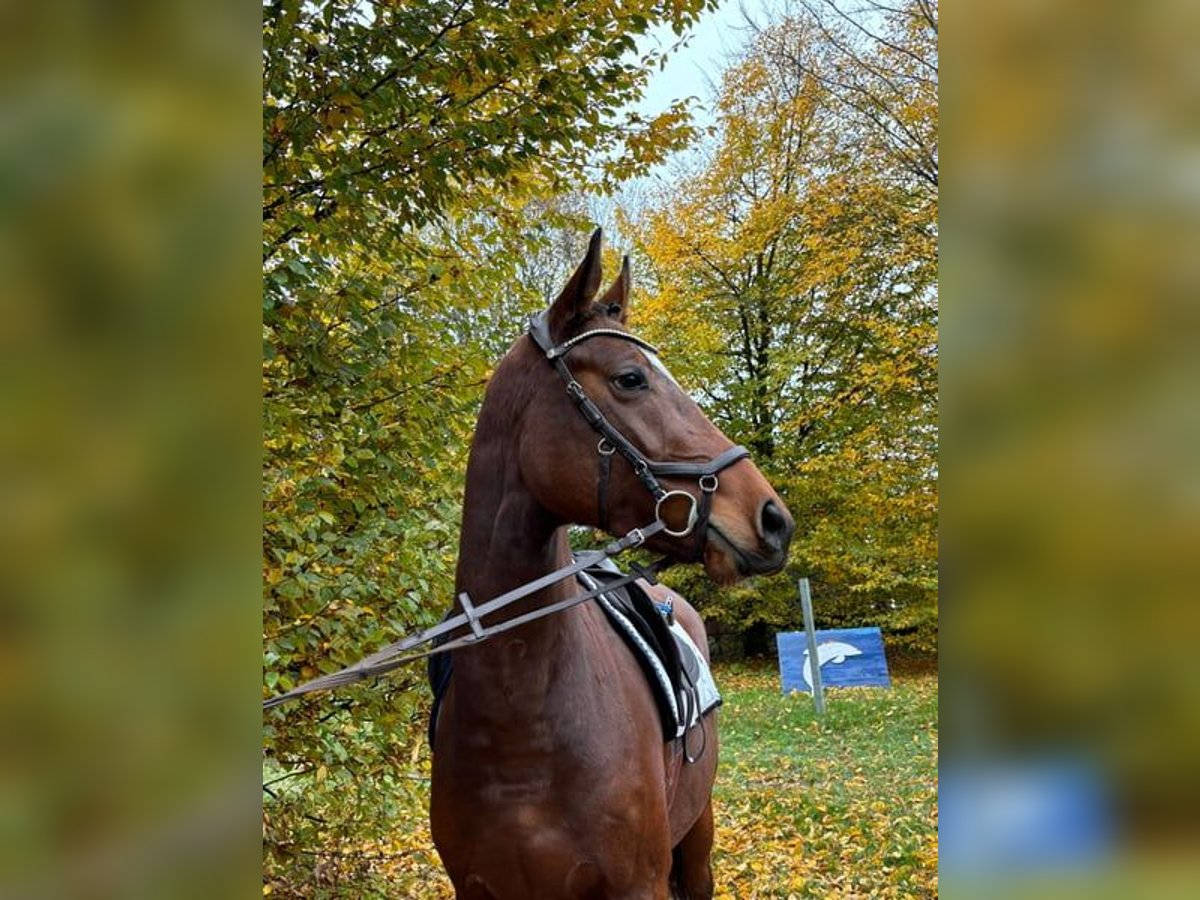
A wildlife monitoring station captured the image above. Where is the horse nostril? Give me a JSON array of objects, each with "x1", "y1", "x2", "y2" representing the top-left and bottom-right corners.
[{"x1": 759, "y1": 500, "x2": 794, "y2": 551}]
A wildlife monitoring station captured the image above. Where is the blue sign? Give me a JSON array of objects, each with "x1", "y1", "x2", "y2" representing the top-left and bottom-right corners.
[
  {"x1": 940, "y1": 761, "x2": 1114, "y2": 874},
  {"x1": 776, "y1": 627, "x2": 891, "y2": 694}
]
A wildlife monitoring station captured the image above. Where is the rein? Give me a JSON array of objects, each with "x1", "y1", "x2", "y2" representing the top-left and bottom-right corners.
[
  {"x1": 262, "y1": 315, "x2": 753, "y2": 712},
  {"x1": 263, "y1": 523, "x2": 671, "y2": 710}
]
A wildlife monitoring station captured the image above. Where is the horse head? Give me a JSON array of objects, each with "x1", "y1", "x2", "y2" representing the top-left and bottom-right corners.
[{"x1": 497, "y1": 229, "x2": 794, "y2": 584}]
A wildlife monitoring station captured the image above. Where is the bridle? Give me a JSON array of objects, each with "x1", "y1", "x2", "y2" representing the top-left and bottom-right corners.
[
  {"x1": 262, "y1": 314, "x2": 754, "y2": 711},
  {"x1": 526, "y1": 310, "x2": 750, "y2": 558}
]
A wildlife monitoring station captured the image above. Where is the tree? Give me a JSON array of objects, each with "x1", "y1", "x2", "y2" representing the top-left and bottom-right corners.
[
  {"x1": 763, "y1": 0, "x2": 937, "y2": 191},
  {"x1": 263, "y1": 0, "x2": 710, "y2": 260},
  {"x1": 624, "y1": 5, "x2": 937, "y2": 651}
]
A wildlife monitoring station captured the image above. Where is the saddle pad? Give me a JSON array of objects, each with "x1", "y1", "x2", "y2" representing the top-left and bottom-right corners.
[
  {"x1": 669, "y1": 619, "x2": 722, "y2": 726},
  {"x1": 426, "y1": 563, "x2": 721, "y2": 746},
  {"x1": 578, "y1": 565, "x2": 722, "y2": 739}
]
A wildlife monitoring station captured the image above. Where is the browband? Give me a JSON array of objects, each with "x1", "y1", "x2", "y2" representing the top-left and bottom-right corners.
[{"x1": 527, "y1": 311, "x2": 659, "y2": 359}]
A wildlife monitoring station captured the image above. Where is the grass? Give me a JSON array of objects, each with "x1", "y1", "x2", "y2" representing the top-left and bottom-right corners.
[
  {"x1": 276, "y1": 659, "x2": 939, "y2": 897},
  {"x1": 711, "y1": 660, "x2": 938, "y2": 898}
]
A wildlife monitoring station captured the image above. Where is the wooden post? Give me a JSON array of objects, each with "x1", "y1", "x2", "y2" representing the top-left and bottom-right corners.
[{"x1": 799, "y1": 578, "x2": 826, "y2": 716}]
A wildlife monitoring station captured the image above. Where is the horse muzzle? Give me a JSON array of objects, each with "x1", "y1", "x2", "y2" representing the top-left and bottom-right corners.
[{"x1": 703, "y1": 509, "x2": 793, "y2": 584}]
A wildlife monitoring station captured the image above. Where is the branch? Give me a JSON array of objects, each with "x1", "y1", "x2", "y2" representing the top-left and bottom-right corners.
[
  {"x1": 349, "y1": 364, "x2": 469, "y2": 412},
  {"x1": 263, "y1": 767, "x2": 313, "y2": 789},
  {"x1": 810, "y1": 0, "x2": 938, "y2": 77}
]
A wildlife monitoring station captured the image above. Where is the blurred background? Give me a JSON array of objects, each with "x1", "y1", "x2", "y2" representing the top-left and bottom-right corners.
[
  {"x1": 943, "y1": 0, "x2": 1200, "y2": 894},
  {"x1": 1, "y1": 0, "x2": 1197, "y2": 896},
  {"x1": 0, "y1": 1, "x2": 259, "y2": 897}
]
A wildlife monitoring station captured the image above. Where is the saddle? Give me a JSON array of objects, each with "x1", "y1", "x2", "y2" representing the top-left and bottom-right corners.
[{"x1": 427, "y1": 560, "x2": 721, "y2": 747}]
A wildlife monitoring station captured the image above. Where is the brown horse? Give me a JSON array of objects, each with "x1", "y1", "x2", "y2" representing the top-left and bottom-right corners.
[{"x1": 429, "y1": 231, "x2": 794, "y2": 899}]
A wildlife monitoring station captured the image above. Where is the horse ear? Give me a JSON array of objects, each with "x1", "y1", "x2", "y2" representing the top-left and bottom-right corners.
[
  {"x1": 598, "y1": 255, "x2": 630, "y2": 324},
  {"x1": 548, "y1": 228, "x2": 603, "y2": 339}
]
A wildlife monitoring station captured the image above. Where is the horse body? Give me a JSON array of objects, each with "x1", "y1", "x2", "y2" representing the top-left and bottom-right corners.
[
  {"x1": 430, "y1": 232, "x2": 791, "y2": 899},
  {"x1": 431, "y1": 609, "x2": 687, "y2": 898}
]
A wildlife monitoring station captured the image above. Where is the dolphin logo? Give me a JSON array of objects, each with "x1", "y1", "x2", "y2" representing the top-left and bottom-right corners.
[{"x1": 803, "y1": 641, "x2": 863, "y2": 689}]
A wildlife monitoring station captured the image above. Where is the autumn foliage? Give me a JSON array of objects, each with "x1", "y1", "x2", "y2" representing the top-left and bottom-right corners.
[
  {"x1": 624, "y1": 3, "x2": 937, "y2": 652},
  {"x1": 263, "y1": 0, "x2": 938, "y2": 893}
]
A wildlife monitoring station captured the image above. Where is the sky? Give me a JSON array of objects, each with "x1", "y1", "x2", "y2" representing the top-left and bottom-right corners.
[
  {"x1": 634, "y1": 0, "x2": 777, "y2": 129},
  {"x1": 586, "y1": 1, "x2": 781, "y2": 234}
]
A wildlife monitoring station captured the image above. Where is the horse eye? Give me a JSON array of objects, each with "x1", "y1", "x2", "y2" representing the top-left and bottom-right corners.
[{"x1": 611, "y1": 369, "x2": 648, "y2": 392}]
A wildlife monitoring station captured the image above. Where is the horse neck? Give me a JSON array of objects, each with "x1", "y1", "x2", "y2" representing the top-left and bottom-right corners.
[{"x1": 450, "y1": 399, "x2": 577, "y2": 687}]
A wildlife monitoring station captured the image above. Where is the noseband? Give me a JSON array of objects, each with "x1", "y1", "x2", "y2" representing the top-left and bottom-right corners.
[{"x1": 527, "y1": 312, "x2": 750, "y2": 557}]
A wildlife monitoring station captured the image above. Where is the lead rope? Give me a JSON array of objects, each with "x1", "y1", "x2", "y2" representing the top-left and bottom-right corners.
[{"x1": 263, "y1": 524, "x2": 673, "y2": 710}]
